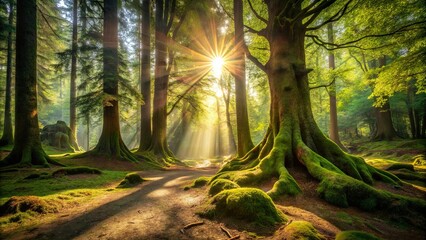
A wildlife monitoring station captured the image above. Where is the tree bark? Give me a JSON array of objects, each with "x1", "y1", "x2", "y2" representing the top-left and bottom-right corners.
[
  {"x1": 69, "y1": 0, "x2": 79, "y2": 150},
  {"x1": 1, "y1": 0, "x2": 60, "y2": 167},
  {"x1": 372, "y1": 56, "x2": 398, "y2": 140},
  {"x1": 233, "y1": 0, "x2": 254, "y2": 157},
  {"x1": 327, "y1": 23, "x2": 345, "y2": 150},
  {"x1": 0, "y1": 0, "x2": 14, "y2": 146},
  {"x1": 221, "y1": 77, "x2": 237, "y2": 155},
  {"x1": 138, "y1": 0, "x2": 152, "y2": 151}
]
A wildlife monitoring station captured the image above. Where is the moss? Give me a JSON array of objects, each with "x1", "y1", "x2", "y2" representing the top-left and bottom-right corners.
[
  {"x1": 23, "y1": 172, "x2": 50, "y2": 180},
  {"x1": 184, "y1": 176, "x2": 211, "y2": 190},
  {"x1": 200, "y1": 188, "x2": 286, "y2": 226},
  {"x1": 117, "y1": 172, "x2": 144, "y2": 188},
  {"x1": 282, "y1": 221, "x2": 325, "y2": 240},
  {"x1": 386, "y1": 163, "x2": 414, "y2": 171},
  {"x1": 335, "y1": 230, "x2": 380, "y2": 240},
  {"x1": 391, "y1": 169, "x2": 426, "y2": 182},
  {"x1": 52, "y1": 167, "x2": 102, "y2": 176},
  {"x1": 208, "y1": 179, "x2": 240, "y2": 196},
  {"x1": 0, "y1": 196, "x2": 58, "y2": 216}
]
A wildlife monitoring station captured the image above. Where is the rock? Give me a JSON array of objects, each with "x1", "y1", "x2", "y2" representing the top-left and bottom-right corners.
[{"x1": 40, "y1": 120, "x2": 79, "y2": 151}]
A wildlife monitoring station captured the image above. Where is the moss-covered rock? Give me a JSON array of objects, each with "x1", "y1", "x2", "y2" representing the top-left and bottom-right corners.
[
  {"x1": 335, "y1": 230, "x2": 380, "y2": 240},
  {"x1": 0, "y1": 196, "x2": 58, "y2": 216},
  {"x1": 52, "y1": 167, "x2": 102, "y2": 176},
  {"x1": 184, "y1": 176, "x2": 211, "y2": 190},
  {"x1": 200, "y1": 188, "x2": 286, "y2": 225},
  {"x1": 117, "y1": 172, "x2": 144, "y2": 188},
  {"x1": 280, "y1": 221, "x2": 325, "y2": 240},
  {"x1": 208, "y1": 179, "x2": 240, "y2": 196}
]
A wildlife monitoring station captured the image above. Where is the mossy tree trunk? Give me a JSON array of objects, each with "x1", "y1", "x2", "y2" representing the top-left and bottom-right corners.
[
  {"x1": 0, "y1": 0, "x2": 14, "y2": 147},
  {"x1": 214, "y1": 0, "x2": 402, "y2": 209},
  {"x1": 138, "y1": 0, "x2": 152, "y2": 152},
  {"x1": 234, "y1": 0, "x2": 254, "y2": 157},
  {"x1": 83, "y1": 0, "x2": 137, "y2": 161},
  {"x1": 1, "y1": 0, "x2": 60, "y2": 167}
]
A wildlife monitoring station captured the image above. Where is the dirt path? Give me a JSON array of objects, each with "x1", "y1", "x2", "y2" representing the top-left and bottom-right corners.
[{"x1": 13, "y1": 167, "x2": 255, "y2": 240}]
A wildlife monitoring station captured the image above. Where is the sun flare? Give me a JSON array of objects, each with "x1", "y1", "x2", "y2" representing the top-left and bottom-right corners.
[{"x1": 211, "y1": 56, "x2": 225, "y2": 78}]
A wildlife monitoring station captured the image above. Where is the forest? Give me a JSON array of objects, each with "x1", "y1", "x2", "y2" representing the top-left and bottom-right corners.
[{"x1": 0, "y1": 0, "x2": 425, "y2": 239}]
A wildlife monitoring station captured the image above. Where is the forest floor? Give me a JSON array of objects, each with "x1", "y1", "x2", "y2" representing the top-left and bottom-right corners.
[{"x1": 0, "y1": 139, "x2": 425, "y2": 239}]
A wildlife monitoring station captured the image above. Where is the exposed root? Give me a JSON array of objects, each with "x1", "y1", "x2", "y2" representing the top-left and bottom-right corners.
[{"x1": 0, "y1": 146, "x2": 64, "y2": 168}]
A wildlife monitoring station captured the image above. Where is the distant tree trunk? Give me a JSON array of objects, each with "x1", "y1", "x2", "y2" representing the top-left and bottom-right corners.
[
  {"x1": 372, "y1": 56, "x2": 398, "y2": 140},
  {"x1": 234, "y1": 0, "x2": 254, "y2": 157},
  {"x1": 150, "y1": 0, "x2": 175, "y2": 159},
  {"x1": 407, "y1": 81, "x2": 421, "y2": 138},
  {"x1": 80, "y1": 0, "x2": 90, "y2": 151},
  {"x1": 216, "y1": 96, "x2": 223, "y2": 157},
  {"x1": 83, "y1": 0, "x2": 137, "y2": 161},
  {"x1": 327, "y1": 23, "x2": 345, "y2": 150},
  {"x1": 1, "y1": 0, "x2": 60, "y2": 167},
  {"x1": 69, "y1": 0, "x2": 79, "y2": 150},
  {"x1": 138, "y1": 0, "x2": 152, "y2": 151},
  {"x1": 221, "y1": 77, "x2": 236, "y2": 155},
  {"x1": 0, "y1": 0, "x2": 14, "y2": 147}
]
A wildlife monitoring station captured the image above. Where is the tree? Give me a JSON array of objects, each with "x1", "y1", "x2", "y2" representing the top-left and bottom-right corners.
[
  {"x1": 1, "y1": 0, "x2": 60, "y2": 167},
  {"x1": 69, "y1": 0, "x2": 78, "y2": 149},
  {"x1": 138, "y1": 0, "x2": 152, "y2": 151},
  {"x1": 0, "y1": 0, "x2": 14, "y2": 146},
  {"x1": 212, "y1": 0, "x2": 414, "y2": 210},
  {"x1": 82, "y1": 0, "x2": 137, "y2": 161},
  {"x1": 371, "y1": 56, "x2": 398, "y2": 140},
  {"x1": 233, "y1": 0, "x2": 254, "y2": 157},
  {"x1": 326, "y1": 22, "x2": 345, "y2": 149},
  {"x1": 149, "y1": 0, "x2": 179, "y2": 160}
]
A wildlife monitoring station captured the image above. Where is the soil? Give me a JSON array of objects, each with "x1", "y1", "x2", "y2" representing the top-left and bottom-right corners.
[{"x1": 1, "y1": 164, "x2": 425, "y2": 240}]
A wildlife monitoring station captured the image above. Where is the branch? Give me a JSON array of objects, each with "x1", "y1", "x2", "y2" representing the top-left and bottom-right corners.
[
  {"x1": 167, "y1": 71, "x2": 210, "y2": 115},
  {"x1": 246, "y1": 0, "x2": 267, "y2": 24},
  {"x1": 309, "y1": 78, "x2": 335, "y2": 90},
  {"x1": 305, "y1": 0, "x2": 353, "y2": 29},
  {"x1": 306, "y1": 20, "x2": 426, "y2": 50},
  {"x1": 243, "y1": 43, "x2": 266, "y2": 72},
  {"x1": 348, "y1": 50, "x2": 366, "y2": 72},
  {"x1": 219, "y1": 1, "x2": 262, "y2": 36},
  {"x1": 37, "y1": 6, "x2": 66, "y2": 41}
]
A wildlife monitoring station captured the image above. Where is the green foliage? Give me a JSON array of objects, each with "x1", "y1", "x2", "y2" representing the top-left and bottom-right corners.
[
  {"x1": 200, "y1": 188, "x2": 286, "y2": 226},
  {"x1": 208, "y1": 179, "x2": 240, "y2": 196},
  {"x1": 0, "y1": 169, "x2": 127, "y2": 204},
  {"x1": 335, "y1": 230, "x2": 380, "y2": 240},
  {"x1": 282, "y1": 221, "x2": 325, "y2": 240}
]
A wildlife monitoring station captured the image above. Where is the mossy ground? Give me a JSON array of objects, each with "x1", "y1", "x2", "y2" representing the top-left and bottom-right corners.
[
  {"x1": 208, "y1": 179, "x2": 240, "y2": 196},
  {"x1": 335, "y1": 230, "x2": 380, "y2": 240},
  {"x1": 117, "y1": 172, "x2": 145, "y2": 188},
  {"x1": 280, "y1": 220, "x2": 325, "y2": 240},
  {"x1": 200, "y1": 188, "x2": 286, "y2": 226}
]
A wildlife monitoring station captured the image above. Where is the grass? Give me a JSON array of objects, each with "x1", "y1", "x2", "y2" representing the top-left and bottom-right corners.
[{"x1": 0, "y1": 169, "x2": 128, "y2": 205}]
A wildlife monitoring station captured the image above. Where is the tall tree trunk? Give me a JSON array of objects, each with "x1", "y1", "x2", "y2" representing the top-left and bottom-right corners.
[
  {"x1": 233, "y1": 0, "x2": 254, "y2": 157},
  {"x1": 327, "y1": 23, "x2": 345, "y2": 150},
  {"x1": 212, "y1": 0, "x2": 401, "y2": 210},
  {"x1": 84, "y1": 0, "x2": 137, "y2": 161},
  {"x1": 222, "y1": 78, "x2": 236, "y2": 155},
  {"x1": 0, "y1": 0, "x2": 14, "y2": 146},
  {"x1": 69, "y1": 0, "x2": 79, "y2": 150},
  {"x1": 138, "y1": 0, "x2": 152, "y2": 151},
  {"x1": 150, "y1": 0, "x2": 174, "y2": 159},
  {"x1": 372, "y1": 56, "x2": 398, "y2": 140},
  {"x1": 1, "y1": 0, "x2": 60, "y2": 167},
  {"x1": 216, "y1": 96, "x2": 223, "y2": 157}
]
